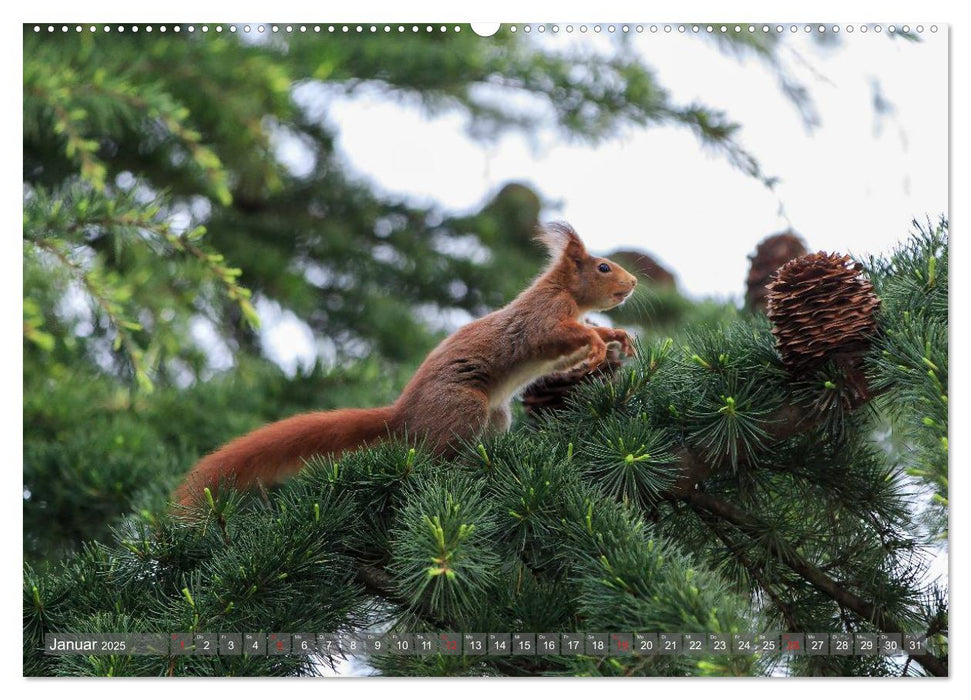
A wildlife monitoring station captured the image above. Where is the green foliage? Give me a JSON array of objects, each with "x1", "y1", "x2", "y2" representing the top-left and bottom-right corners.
[
  {"x1": 23, "y1": 356, "x2": 408, "y2": 566},
  {"x1": 26, "y1": 488, "x2": 367, "y2": 677},
  {"x1": 866, "y1": 218, "x2": 948, "y2": 538},
  {"x1": 24, "y1": 27, "x2": 773, "y2": 391},
  {"x1": 390, "y1": 473, "x2": 502, "y2": 627},
  {"x1": 23, "y1": 26, "x2": 946, "y2": 678},
  {"x1": 23, "y1": 226, "x2": 949, "y2": 676},
  {"x1": 577, "y1": 417, "x2": 677, "y2": 509}
]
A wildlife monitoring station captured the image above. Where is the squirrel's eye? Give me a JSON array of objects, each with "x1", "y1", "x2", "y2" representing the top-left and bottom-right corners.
[{"x1": 597, "y1": 263, "x2": 611, "y2": 273}]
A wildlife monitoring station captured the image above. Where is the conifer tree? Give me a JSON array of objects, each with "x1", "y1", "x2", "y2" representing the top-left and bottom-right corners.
[
  {"x1": 23, "y1": 25, "x2": 790, "y2": 561},
  {"x1": 25, "y1": 221, "x2": 948, "y2": 677},
  {"x1": 23, "y1": 26, "x2": 946, "y2": 678}
]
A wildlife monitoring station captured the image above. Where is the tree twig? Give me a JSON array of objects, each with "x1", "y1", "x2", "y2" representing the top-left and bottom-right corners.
[
  {"x1": 686, "y1": 491, "x2": 947, "y2": 677},
  {"x1": 696, "y1": 510, "x2": 799, "y2": 630}
]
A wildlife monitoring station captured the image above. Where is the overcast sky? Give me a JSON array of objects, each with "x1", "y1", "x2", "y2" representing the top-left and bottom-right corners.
[{"x1": 260, "y1": 26, "x2": 948, "y2": 373}]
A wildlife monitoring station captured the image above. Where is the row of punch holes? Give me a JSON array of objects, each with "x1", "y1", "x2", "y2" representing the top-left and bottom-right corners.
[{"x1": 33, "y1": 24, "x2": 939, "y2": 35}]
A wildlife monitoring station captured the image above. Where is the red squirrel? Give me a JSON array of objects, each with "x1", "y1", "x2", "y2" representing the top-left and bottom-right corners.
[{"x1": 174, "y1": 223, "x2": 637, "y2": 507}]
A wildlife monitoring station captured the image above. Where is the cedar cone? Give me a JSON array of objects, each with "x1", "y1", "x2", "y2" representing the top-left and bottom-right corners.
[
  {"x1": 765, "y1": 252, "x2": 881, "y2": 378},
  {"x1": 606, "y1": 250, "x2": 677, "y2": 289},
  {"x1": 521, "y1": 329, "x2": 625, "y2": 420},
  {"x1": 745, "y1": 230, "x2": 808, "y2": 311}
]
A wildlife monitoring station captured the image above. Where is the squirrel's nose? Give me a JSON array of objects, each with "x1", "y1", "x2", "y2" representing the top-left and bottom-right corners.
[{"x1": 630, "y1": 276, "x2": 638, "y2": 287}]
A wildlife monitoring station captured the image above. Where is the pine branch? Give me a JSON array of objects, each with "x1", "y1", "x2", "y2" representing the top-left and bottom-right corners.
[
  {"x1": 668, "y1": 400, "x2": 837, "y2": 497},
  {"x1": 685, "y1": 491, "x2": 947, "y2": 677},
  {"x1": 695, "y1": 510, "x2": 799, "y2": 630},
  {"x1": 354, "y1": 563, "x2": 451, "y2": 630}
]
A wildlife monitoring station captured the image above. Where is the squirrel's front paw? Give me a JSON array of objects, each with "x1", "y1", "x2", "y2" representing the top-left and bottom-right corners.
[
  {"x1": 580, "y1": 340, "x2": 608, "y2": 373},
  {"x1": 611, "y1": 329, "x2": 635, "y2": 357},
  {"x1": 596, "y1": 327, "x2": 635, "y2": 357}
]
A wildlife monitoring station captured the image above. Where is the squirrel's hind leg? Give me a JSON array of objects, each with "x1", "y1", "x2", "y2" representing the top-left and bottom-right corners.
[{"x1": 409, "y1": 386, "x2": 491, "y2": 455}]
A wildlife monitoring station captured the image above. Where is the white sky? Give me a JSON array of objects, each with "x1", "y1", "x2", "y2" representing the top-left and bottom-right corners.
[
  {"x1": 312, "y1": 28, "x2": 948, "y2": 298},
  {"x1": 263, "y1": 26, "x2": 948, "y2": 372}
]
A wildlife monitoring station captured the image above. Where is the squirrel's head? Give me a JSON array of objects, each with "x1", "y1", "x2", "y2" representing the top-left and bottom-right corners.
[{"x1": 536, "y1": 222, "x2": 638, "y2": 312}]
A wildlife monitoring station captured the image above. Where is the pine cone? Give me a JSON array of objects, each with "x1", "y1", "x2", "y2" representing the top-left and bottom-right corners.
[
  {"x1": 745, "y1": 231, "x2": 808, "y2": 311},
  {"x1": 521, "y1": 335, "x2": 625, "y2": 420},
  {"x1": 765, "y1": 252, "x2": 881, "y2": 377}
]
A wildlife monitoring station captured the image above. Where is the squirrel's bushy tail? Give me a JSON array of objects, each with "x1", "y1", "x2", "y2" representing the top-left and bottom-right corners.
[{"x1": 174, "y1": 406, "x2": 396, "y2": 507}]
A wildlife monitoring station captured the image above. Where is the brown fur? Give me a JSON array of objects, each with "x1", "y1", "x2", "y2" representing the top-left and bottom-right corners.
[{"x1": 174, "y1": 223, "x2": 637, "y2": 507}]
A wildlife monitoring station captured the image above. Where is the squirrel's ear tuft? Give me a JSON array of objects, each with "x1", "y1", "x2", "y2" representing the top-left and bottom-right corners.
[{"x1": 535, "y1": 222, "x2": 587, "y2": 262}]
